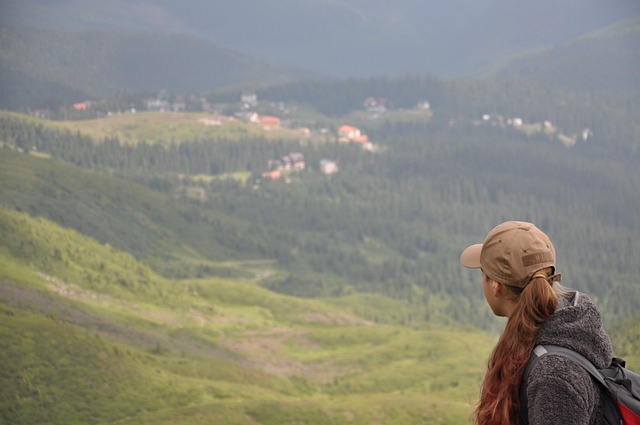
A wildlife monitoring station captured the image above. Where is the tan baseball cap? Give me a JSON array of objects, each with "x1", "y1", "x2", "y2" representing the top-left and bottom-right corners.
[{"x1": 460, "y1": 221, "x2": 556, "y2": 287}]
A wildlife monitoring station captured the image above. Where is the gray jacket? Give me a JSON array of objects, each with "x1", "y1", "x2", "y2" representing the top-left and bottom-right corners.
[{"x1": 523, "y1": 291, "x2": 612, "y2": 424}]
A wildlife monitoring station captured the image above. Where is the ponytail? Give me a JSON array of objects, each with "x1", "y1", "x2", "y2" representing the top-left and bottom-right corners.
[{"x1": 473, "y1": 267, "x2": 558, "y2": 425}]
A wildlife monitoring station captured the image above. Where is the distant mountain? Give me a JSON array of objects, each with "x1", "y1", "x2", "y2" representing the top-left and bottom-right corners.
[
  {"x1": 2, "y1": 0, "x2": 639, "y2": 111},
  {"x1": 0, "y1": 26, "x2": 302, "y2": 109},
  {"x1": 489, "y1": 17, "x2": 640, "y2": 93},
  {"x1": 2, "y1": 0, "x2": 639, "y2": 77}
]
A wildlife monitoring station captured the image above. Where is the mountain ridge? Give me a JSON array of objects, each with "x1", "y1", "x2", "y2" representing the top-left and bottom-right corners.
[
  {"x1": 2, "y1": 15, "x2": 639, "y2": 113},
  {"x1": 3, "y1": 0, "x2": 639, "y2": 77},
  {"x1": 0, "y1": 25, "x2": 304, "y2": 110},
  {"x1": 489, "y1": 17, "x2": 640, "y2": 93}
]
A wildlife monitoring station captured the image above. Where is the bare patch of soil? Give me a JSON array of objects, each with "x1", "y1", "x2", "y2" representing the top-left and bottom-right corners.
[{"x1": 220, "y1": 327, "x2": 358, "y2": 381}]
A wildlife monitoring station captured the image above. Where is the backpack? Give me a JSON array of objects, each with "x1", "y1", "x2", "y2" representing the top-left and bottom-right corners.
[{"x1": 521, "y1": 345, "x2": 640, "y2": 425}]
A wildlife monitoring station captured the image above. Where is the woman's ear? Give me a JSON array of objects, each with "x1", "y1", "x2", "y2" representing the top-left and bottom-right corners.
[{"x1": 492, "y1": 281, "x2": 502, "y2": 297}]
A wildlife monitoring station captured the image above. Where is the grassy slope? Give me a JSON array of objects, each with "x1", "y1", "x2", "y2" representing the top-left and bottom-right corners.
[
  {"x1": 0, "y1": 148, "x2": 271, "y2": 274},
  {"x1": 0, "y1": 206, "x2": 496, "y2": 424},
  {"x1": 0, "y1": 109, "x2": 310, "y2": 145},
  {"x1": 47, "y1": 111, "x2": 310, "y2": 145}
]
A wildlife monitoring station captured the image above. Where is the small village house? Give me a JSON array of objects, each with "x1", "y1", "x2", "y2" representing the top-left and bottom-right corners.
[
  {"x1": 338, "y1": 124, "x2": 369, "y2": 143},
  {"x1": 259, "y1": 115, "x2": 281, "y2": 130},
  {"x1": 339, "y1": 125, "x2": 360, "y2": 141},
  {"x1": 320, "y1": 159, "x2": 339, "y2": 175},
  {"x1": 73, "y1": 101, "x2": 89, "y2": 111},
  {"x1": 241, "y1": 92, "x2": 257, "y2": 109}
]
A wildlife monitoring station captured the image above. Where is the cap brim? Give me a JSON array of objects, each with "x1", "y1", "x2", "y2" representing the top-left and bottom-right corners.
[{"x1": 460, "y1": 244, "x2": 482, "y2": 268}]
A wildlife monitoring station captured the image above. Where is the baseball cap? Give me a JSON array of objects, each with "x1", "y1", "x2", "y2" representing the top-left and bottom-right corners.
[{"x1": 460, "y1": 221, "x2": 556, "y2": 287}]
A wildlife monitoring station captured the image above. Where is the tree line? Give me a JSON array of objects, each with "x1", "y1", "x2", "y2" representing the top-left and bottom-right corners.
[{"x1": 216, "y1": 75, "x2": 640, "y2": 157}]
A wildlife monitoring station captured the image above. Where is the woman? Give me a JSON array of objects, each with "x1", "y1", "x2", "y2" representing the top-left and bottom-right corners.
[{"x1": 460, "y1": 220, "x2": 612, "y2": 425}]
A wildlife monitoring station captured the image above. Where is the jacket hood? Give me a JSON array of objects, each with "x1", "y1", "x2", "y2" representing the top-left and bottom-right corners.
[{"x1": 535, "y1": 291, "x2": 612, "y2": 369}]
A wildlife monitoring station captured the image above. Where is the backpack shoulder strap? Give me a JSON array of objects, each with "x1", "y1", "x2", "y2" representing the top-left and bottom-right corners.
[
  {"x1": 531, "y1": 345, "x2": 607, "y2": 387},
  {"x1": 520, "y1": 345, "x2": 606, "y2": 424}
]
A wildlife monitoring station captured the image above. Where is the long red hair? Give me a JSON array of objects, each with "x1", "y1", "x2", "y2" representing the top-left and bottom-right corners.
[{"x1": 474, "y1": 268, "x2": 558, "y2": 425}]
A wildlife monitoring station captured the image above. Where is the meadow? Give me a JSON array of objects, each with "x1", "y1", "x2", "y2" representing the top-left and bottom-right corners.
[{"x1": 0, "y1": 206, "x2": 496, "y2": 424}]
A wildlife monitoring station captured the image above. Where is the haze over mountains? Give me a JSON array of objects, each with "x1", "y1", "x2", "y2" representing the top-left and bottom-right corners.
[
  {"x1": 2, "y1": 0, "x2": 640, "y2": 113},
  {"x1": 3, "y1": 0, "x2": 640, "y2": 77}
]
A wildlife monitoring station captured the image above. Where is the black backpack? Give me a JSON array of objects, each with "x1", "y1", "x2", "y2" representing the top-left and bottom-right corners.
[{"x1": 521, "y1": 345, "x2": 640, "y2": 425}]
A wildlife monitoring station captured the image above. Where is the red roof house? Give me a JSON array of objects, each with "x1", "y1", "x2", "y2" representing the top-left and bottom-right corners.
[{"x1": 259, "y1": 115, "x2": 281, "y2": 129}]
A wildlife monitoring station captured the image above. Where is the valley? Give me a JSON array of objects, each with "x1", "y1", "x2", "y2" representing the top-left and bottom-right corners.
[
  {"x1": 1, "y1": 97, "x2": 639, "y2": 423},
  {"x1": 1, "y1": 8, "x2": 639, "y2": 422}
]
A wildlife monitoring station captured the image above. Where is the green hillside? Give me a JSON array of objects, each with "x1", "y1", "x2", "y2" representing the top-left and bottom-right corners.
[
  {"x1": 47, "y1": 111, "x2": 309, "y2": 145},
  {"x1": 0, "y1": 148, "x2": 286, "y2": 276},
  {"x1": 491, "y1": 17, "x2": 640, "y2": 93},
  {"x1": 0, "y1": 206, "x2": 496, "y2": 424},
  {"x1": 0, "y1": 26, "x2": 300, "y2": 110},
  {"x1": 2, "y1": 203, "x2": 637, "y2": 425}
]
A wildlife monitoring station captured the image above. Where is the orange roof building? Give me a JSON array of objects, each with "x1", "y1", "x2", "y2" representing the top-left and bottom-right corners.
[
  {"x1": 262, "y1": 170, "x2": 282, "y2": 180},
  {"x1": 258, "y1": 115, "x2": 281, "y2": 129},
  {"x1": 339, "y1": 125, "x2": 361, "y2": 140},
  {"x1": 339, "y1": 124, "x2": 370, "y2": 144}
]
